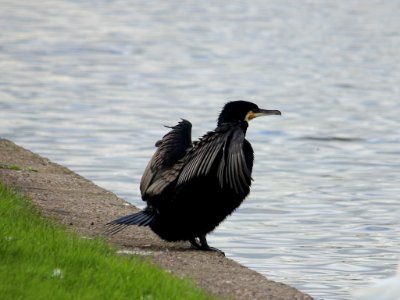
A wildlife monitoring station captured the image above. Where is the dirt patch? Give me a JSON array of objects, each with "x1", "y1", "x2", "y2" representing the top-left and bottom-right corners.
[{"x1": 0, "y1": 139, "x2": 313, "y2": 300}]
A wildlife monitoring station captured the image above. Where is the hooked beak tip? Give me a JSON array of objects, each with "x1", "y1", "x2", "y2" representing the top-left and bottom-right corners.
[{"x1": 259, "y1": 109, "x2": 282, "y2": 116}]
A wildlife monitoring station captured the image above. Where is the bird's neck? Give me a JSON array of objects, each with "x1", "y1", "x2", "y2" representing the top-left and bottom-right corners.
[
  {"x1": 240, "y1": 120, "x2": 249, "y2": 134},
  {"x1": 216, "y1": 120, "x2": 248, "y2": 134}
]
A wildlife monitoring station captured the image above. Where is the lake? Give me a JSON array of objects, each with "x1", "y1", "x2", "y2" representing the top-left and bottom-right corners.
[{"x1": 1, "y1": 1, "x2": 399, "y2": 299}]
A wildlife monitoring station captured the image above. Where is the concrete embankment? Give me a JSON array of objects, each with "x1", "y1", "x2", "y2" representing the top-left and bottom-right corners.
[{"x1": 0, "y1": 139, "x2": 313, "y2": 300}]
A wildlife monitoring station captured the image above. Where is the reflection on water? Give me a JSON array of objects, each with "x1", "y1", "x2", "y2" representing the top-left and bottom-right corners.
[{"x1": 1, "y1": 1, "x2": 400, "y2": 299}]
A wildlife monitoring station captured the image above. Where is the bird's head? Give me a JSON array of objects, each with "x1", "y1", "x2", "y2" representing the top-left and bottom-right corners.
[{"x1": 217, "y1": 100, "x2": 281, "y2": 126}]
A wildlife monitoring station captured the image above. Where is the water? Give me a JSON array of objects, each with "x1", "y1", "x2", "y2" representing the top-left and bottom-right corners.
[{"x1": 1, "y1": 1, "x2": 400, "y2": 299}]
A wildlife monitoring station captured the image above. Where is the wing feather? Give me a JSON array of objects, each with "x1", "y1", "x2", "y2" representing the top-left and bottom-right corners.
[
  {"x1": 223, "y1": 127, "x2": 251, "y2": 193},
  {"x1": 200, "y1": 140, "x2": 221, "y2": 174},
  {"x1": 140, "y1": 119, "x2": 192, "y2": 199},
  {"x1": 177, "y1": 124, "x2": 252, "y2": 194},
  {"x1": 176, "y1": 130, "x2": 225, "y2": 186},
  {"x1": 231, "y1": 151, "x2": 240, "y2": 193}
]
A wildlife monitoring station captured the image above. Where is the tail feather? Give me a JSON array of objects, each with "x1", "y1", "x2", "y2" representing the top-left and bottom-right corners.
[{"x1": 104, "y1": 209, "x2": 157, "y2": 236}]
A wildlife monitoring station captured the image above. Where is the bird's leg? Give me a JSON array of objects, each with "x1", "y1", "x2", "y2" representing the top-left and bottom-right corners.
[
  {"x1": 196, "y1": 234, "x2": 225, "y2": 256},
  {"x1": 189, "y1": 237, "x2": 201, "y2": 248}
]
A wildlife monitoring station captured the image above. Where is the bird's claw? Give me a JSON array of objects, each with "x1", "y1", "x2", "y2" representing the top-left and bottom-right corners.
[
  {"x1": 198, "y1": 245, "x2": 225, "y2": 256},
  {"x1": 189, "y1": 238, "x2": 225, "y2": 256}
]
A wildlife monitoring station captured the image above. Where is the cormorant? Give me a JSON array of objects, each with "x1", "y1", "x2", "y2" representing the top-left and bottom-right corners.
[{"x1": 106, "y1": 101, "x2": 281, "y2": 253}]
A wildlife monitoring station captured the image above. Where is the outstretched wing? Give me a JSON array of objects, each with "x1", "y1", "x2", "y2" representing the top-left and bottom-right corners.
[
  {"x1": 216, "y1": 128, "x2": 253, "y2": 194},
  {"x1": 177, "y1": 124, "x2": 252, "y2": 194},
  {"x1": 140, "y1": 119, "x2": 192, "y2": 199}
]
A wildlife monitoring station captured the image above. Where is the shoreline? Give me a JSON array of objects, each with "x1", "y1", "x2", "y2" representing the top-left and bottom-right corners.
[{"x1": 0, "y1": 139, "x2": 313, "y2": 300}]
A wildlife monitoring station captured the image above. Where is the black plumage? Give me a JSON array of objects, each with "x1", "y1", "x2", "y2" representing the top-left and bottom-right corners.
[{"x1": 106, "y1": 101, "x2": 281, "y2": 253}]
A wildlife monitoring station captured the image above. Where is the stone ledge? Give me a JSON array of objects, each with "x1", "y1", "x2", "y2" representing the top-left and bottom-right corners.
[{"x1": 0, "y1": 138, "x2": 313, "y2": 300}]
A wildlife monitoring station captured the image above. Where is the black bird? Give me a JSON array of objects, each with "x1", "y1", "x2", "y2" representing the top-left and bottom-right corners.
[{"x1": 106, "y1": 101, "x2": 281, "y2": 253}]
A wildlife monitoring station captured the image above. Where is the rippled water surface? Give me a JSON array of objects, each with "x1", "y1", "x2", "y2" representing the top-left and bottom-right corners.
[{"x1": 1, "y1": 1, "x2": 400, "y2": 299}]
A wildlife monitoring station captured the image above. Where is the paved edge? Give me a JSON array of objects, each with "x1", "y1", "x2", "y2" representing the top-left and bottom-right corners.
[{"x1": 0, "y1": 139, "x2": 313, "y2": 300}]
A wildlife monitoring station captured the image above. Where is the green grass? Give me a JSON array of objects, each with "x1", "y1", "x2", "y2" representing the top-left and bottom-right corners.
[
  {"x1": 0, "y1": 164, "x2": 37, "y2": 172},
  {"x1": 0, "y1": 182, "x2": 215, "y2": 300}
]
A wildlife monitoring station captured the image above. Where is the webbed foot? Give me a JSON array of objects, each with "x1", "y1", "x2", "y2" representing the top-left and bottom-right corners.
[{"x1": 189, "y1": 235, "x2": 225, "y2": 256}]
